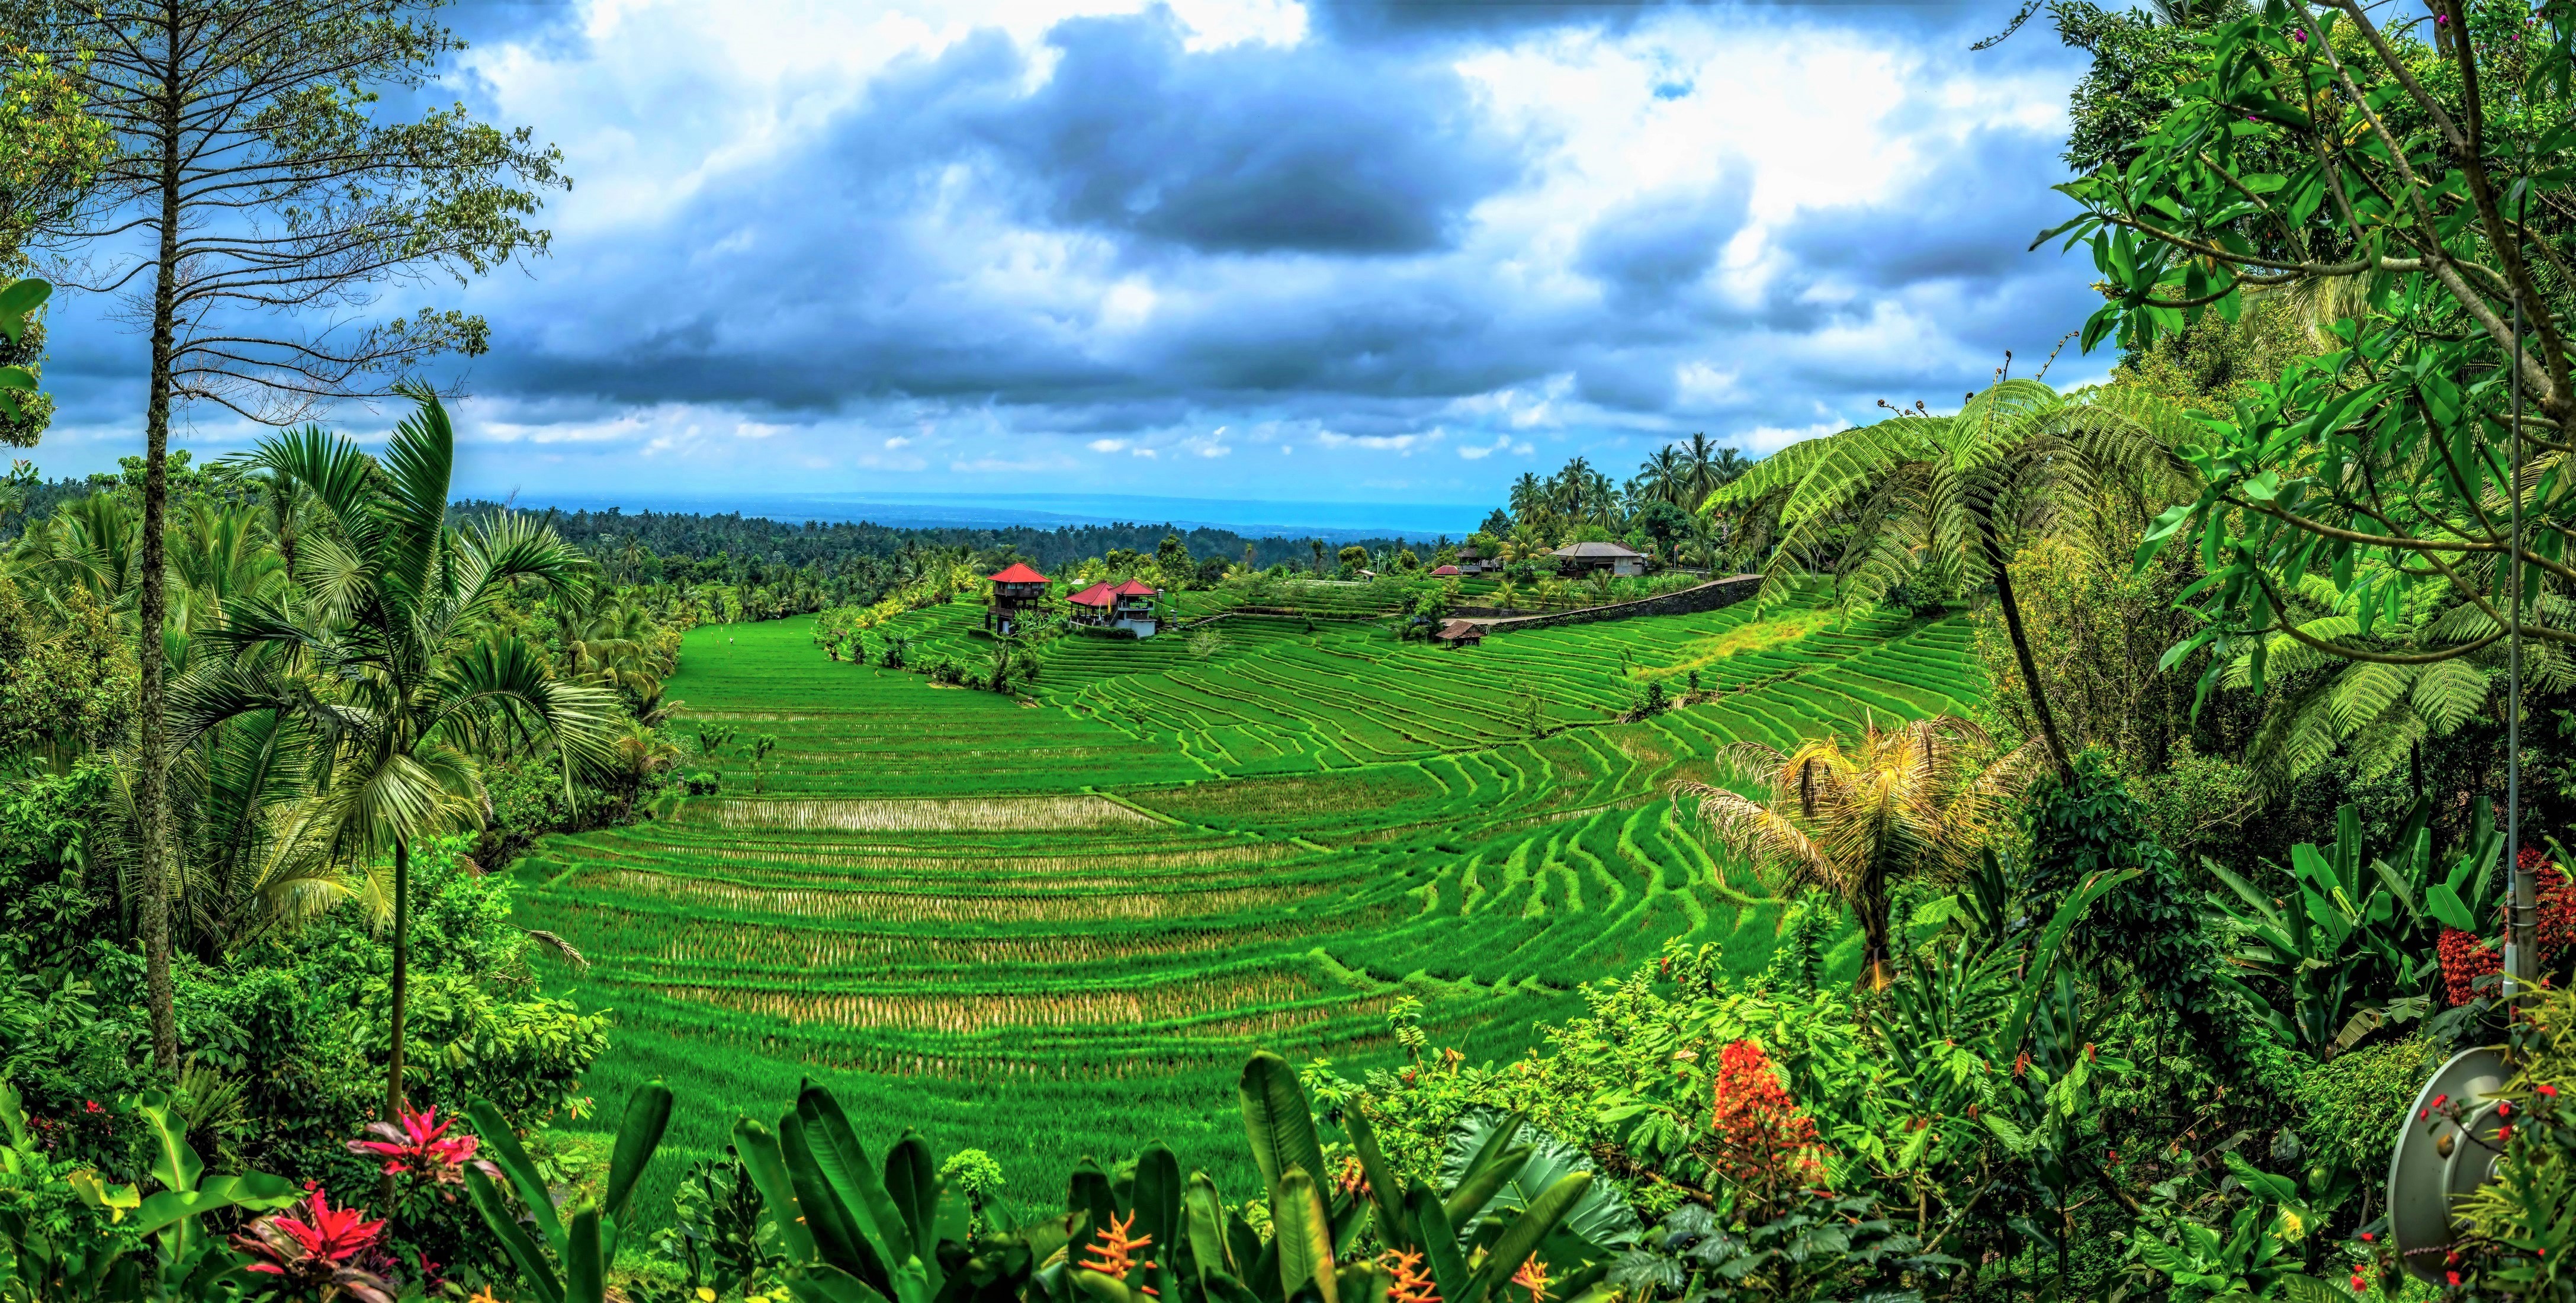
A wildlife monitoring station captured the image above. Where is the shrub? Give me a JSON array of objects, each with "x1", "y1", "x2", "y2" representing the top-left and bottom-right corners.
[{"x1": 2295, "y1": 1035, "x2": 2436, "y2": 1175}]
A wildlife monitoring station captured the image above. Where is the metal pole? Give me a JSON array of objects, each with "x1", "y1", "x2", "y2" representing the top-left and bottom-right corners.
[{"x1": 2507, "y1": 182, "x2": 2535, "y2": 995}]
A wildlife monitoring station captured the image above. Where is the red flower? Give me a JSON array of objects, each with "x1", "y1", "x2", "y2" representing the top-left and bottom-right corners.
[
  {"x1": 1707, "y1": 1039, "x2": 1825, "y2": 1212},
  {"x1": 81, "y1": 1100, "x2": 101, "y2": 1114},
  {"x1": 232, "y1": 1189, "x2": 395, "y2": 1303},
  {"x1": 2541, "y1": 1083, "x2": 2560, "y2": 1097},
  {"x1": 2362, "y1": 1231, "x2": 2375, "y2": 1243},
  {"x1": 2447, "y1": 1271, "x2": 2462, "y2": 1287},
  {"x1": 348, "y1": 1107, "x2": 497, "y2": 1185}
]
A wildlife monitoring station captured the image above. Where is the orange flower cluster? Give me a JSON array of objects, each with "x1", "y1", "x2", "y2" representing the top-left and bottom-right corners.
[
  {"x1": 1334, "y1": 1154, "x2": 1371, "y2": 1199},
  {"x1": 1707, "y1": 1039, "x2": 1825, "y2": 1209},
  {"x1": 1080, "y1": 1211, "x2": 1156, "y2": 1288},
  {"x1": 1508, "y1": 1254, "x2": 1550, "y2": 1303},
  {"x1": 1380, "y1": 1249, "x2": 1441, "y2": 1303}
]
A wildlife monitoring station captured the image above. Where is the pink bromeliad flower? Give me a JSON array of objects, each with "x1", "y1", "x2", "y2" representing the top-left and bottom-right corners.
[
  {"x1": 232, "y1": 1189, "x2": 395, "y2": 1303},
  {"x1": 347, "y1": 1107, "x2": 497, "y2": 1184}
]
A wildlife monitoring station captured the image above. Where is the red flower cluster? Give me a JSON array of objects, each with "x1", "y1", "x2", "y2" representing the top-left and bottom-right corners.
[
  {"x1": 232, "y1": 1189, "x2": 395, "y2": 1303},
  {"x1": 2441, "y1": 927, "x2": 2501, "y2": 1007},
  {"x1": 348, "y1": 1107, "x2": 496, "y2": 1185},
  {"x1": 1707, "y1": 1039, "x2": 1825, "y2": 1209},
  {"x1": 2440, "y1": 850, "x2": 2576, "y2": 1005}
]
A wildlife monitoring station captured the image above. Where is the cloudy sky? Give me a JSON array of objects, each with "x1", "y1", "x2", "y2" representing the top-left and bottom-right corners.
[{"x1": 30, "y1": 0, "x2": 2107, "y2": 516}]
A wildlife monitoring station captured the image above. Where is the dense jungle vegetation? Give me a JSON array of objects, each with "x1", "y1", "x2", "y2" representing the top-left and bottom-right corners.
[{"x1": 11, "y1": 1, "x2": 2576, "y2": 1303}]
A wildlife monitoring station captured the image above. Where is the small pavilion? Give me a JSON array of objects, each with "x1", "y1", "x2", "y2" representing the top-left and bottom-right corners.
[
  {"x1": 1552, "y1": 540, "x2": 1647, "y2": 577},
  {"x1": 1430, "y1": 563, "x2": 1462, "y2": 577},
  {"x1": 1435, "y1": 619, "x2": 1486, "y2": 648},
  {"x1": 985, "y1": 562, "x2": 1049, "y2": 634}
]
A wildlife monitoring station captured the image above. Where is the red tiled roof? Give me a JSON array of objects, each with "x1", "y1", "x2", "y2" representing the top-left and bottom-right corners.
[
  {"x1": 1431, "y1": 564, "x2": 1462, "y2": 576},
  {"x1": 987, "y1": 562, "x2": 1049, "y2": 584},
  {"x1": 1068, "y1": 581, "x2": 1116, "y2": 607},
  {"x1": 1110, "y1": 579, "x2": 1159, "y2": 597}
]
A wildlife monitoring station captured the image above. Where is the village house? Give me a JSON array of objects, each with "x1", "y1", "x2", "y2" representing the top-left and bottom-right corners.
[
  {"x1": 1434, "y1": 619, "x2": 1485, "y2": 647},
  {"x1": 1110, "y1": 579, "x2": 1161, "y2": 637},
  {"x1": 1552, "y1": 540, "x2": 1647, "y2": 577},
  {"x1": 1066, "y1": 580, "x2": 1117, "y2": 626},
  {"x1": 985, "y1": 562, "x2": 1049, "y2": 634},
  {"x1": 1456, "y1": 543, "x2": 1497, "y2": 575}
]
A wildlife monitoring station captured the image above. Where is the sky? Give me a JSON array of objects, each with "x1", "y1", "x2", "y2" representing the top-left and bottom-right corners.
[{"x1": 26, "y1": 0, "x2": 2110, "y2": 519}]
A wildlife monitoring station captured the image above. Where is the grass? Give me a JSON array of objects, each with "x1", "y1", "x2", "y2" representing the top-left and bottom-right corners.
[{"x1": 515, "y1": 587, "x2": 1984, "y2": 1225}]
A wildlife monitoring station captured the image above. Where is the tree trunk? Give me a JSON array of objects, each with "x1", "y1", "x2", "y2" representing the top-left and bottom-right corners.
[
  {"x1": 386, "y1": 836, "x2": 411, "y2": 1121},
  {"x1": 135, "y1": 14, "x2": 185, "y2": 1077},
  {"x1": 1858, "y1": 853, "x2": 1891, "y2": 991},
  {"x1": 1981, "y1": 517, "x2": 2074, "y2": 779}
]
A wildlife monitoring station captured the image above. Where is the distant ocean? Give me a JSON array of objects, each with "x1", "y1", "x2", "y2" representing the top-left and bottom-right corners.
[{"x1": 487, "y1": 491, "x2": 1489, "y2": 544}]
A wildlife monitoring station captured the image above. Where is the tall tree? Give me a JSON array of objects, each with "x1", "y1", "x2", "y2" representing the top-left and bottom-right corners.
[
  {"x1": 1708, "y1": 379, "x2": 2195, "y2": 778},
  {"x1": 173, "y1": 386, "x2": 615, "y2": 1119},
  {"x1": 31, "y1": 0, "x2": 566, "y2": 1073}
]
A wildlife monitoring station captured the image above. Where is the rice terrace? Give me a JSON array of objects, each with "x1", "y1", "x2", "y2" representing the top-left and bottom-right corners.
[
  {"x1": 21, "y1": 0, "x2": 2576, "y2": 1298},
  {"x1": 513, "y1": 582, "x2": 1984, "y2": 1206}
]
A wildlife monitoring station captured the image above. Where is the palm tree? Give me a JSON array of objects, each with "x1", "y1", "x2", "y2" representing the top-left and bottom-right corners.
[
  {"x1": 1637, "y1": 447, "x2": 1687, "y2": 506},
  {"x1": 1704, "y1": 379, "x2": 2192, "y2": 778},
  {"x1": 1508, "y1": 472, "x2": 1546, "y2": 521},
  {"x1": 172, "y1": 386, "x2": 619, "y2": 1121},
  {"x1": 1676, "y1": 715, "x2": 2037, "y2": 989}
]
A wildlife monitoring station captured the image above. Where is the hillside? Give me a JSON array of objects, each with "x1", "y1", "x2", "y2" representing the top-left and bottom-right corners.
[{"x1": 510, "y1": 593, "x2": 1984, "y2": 1216}]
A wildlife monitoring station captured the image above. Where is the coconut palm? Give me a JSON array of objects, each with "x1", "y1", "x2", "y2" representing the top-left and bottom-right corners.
[
  {"x1": 1508, "y1": 471, "x2": 1546, "y2": 521},
  {"x1": 171, "y1": 385, "x2": 619, "y2": 1121},
  {"x1": 1676, "y1": 715, "x2": 2038, "y2": 989},
  {"x1": 1705, "y1": 378, "x2": 2193, "y2": 777},
  {"x1": 1637, "y1": 446, "x2": 1688, "y2": 506}
]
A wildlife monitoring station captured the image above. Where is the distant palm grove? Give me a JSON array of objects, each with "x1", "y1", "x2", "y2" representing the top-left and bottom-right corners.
[{"x1": 6, "y1": 2, "x2": 2576, "y2": 1303}]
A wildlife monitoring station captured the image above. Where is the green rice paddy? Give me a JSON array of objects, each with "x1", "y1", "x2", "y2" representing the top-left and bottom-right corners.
[{"x1": 512, "y1": 590, "x2": 1985, "y2": 1219}]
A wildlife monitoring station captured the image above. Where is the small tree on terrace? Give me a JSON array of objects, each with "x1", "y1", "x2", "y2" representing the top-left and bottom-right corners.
[
  {"x1": 1675, "y1": 715, "x2": 2039, "y2": 990},
  {"x1": 170, "y1": 386, "x2": 617, "y2": 1122}
]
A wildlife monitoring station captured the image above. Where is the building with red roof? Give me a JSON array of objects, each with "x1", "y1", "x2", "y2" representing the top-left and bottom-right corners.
[
  {"x1": 985, "y1": 562, "x2": 1050, "y2": 635},
  {"x1": 1109, "y1": 579, "x2": 1161, "y2": 636},
  {"x1": 1430, "y1": 563, "x2": 1462, "y2": 577}
]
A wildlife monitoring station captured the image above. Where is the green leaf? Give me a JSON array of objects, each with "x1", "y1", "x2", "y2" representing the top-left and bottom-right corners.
[
  {"x1": 470, "y1": 1099, "x2": 566, "y2": 1253},
  {"x1": 602, "y1": 1081, "x2": 672, "y2": 1224},
  {"x1": 1185, "y1": 1173, "x2": 1234, "y2": 1284},
  {"x1": 2426, "y1": 883, "x2": 2479, "y2": 933},
  {"x1": 1238, "y1": 1053, "x2": 1326, "y2": 1202},
  {"x1": 135, "y1": 1097, "x2": 203, "y2": 1196},
  {"x1": 1406, "y1": 1183, "x2": 1469, "y2": 1303},
  {"x1": 465, "y1": 1167, "x2": 565, "y2": 1303},
  {"x1": 567, "y1": 1209, "x2": 606, "y2": 1303},
  {"x1": 788, "y1": 1265, "x2": 897, "y2": 1303},
  {"x1": 130, "y1": 1173, "x2": 297, "y2": 1238},
  {"x1": 734, "y1": 1117, "x2": 818, "y2": 1262},
  {"x1": 1997, "y1": 867, "x2": 2140, "y2": 1058},
  {"x1": 1341, "y1": 1108, "x2": 1414, "y2": 1249},
  {"x1": 1461, "y1": 1172, "x2": 1592, "y2": 1303},
  {"x1": 1272, "y1": 1168, "x2": 1338, "y2": 1303}
]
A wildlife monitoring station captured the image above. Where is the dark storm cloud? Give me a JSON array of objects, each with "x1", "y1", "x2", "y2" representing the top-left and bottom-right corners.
[
  {"x1": 973, "y1": 11, "x2": 1521, "y2": 253},
  {"x1": 387, "y1": 0, "x2": 2108, "y2": 472},
  {"x1": 1576, "y1": 175, "x2": 1752, "y2": 307}
]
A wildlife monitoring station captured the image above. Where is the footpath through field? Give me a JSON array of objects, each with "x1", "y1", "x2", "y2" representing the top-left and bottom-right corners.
[{"x1": 513, "y1": 594, "x2": 1985, "y2": 1216}]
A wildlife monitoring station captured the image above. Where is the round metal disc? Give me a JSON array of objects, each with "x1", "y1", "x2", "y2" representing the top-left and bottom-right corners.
[{"x1": 2388, "y1": 1047, "x2": 2508, "y2": 1283}]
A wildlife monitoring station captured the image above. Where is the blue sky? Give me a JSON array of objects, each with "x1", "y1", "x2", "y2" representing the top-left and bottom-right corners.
[{"x1": 28, "y1": 0, "x2": 2108, "y2": 513}]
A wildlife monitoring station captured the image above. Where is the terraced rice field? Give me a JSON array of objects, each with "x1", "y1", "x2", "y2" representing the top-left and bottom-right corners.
[{"x1": 515, "y1": 588, "x2": 1986, "y2": 1217}]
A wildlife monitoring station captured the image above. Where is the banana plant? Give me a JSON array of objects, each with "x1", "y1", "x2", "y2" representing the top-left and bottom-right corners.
[
  {"x1": 2205, "y1": 798, "x2": 2497, "y2": 1052},
  {"x1": 1241, "y1": 1051, "x2": 1615, "y2": 1303},
  {"x1": 730, "y1": 1084, "x2": 1052, "y2": 1303},
  {"x1": 0, "y1": 1082, "x2": 299, "y2": 1302},
  {"x1": 463, "y1": 1081, "x2": 673, "y2": 1303}
]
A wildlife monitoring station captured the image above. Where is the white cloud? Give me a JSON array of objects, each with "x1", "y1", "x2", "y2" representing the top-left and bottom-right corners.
[
  {"x1": 1088, "y1": 438, "x2": 1128, "y2": 452},
  {"x1": 1317, "y1": 430, "x2": 1442, "y2": 454}
]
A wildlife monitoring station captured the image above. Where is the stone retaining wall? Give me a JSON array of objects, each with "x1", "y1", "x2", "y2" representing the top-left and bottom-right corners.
[{"x1": 1474, "y1": 575, "x2": 1766, "y2": 636}]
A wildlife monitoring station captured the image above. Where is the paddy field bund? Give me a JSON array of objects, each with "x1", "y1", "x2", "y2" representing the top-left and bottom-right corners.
[{"x1": 510, "y1": 589, "x2": 1984, "y2": 1215}]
